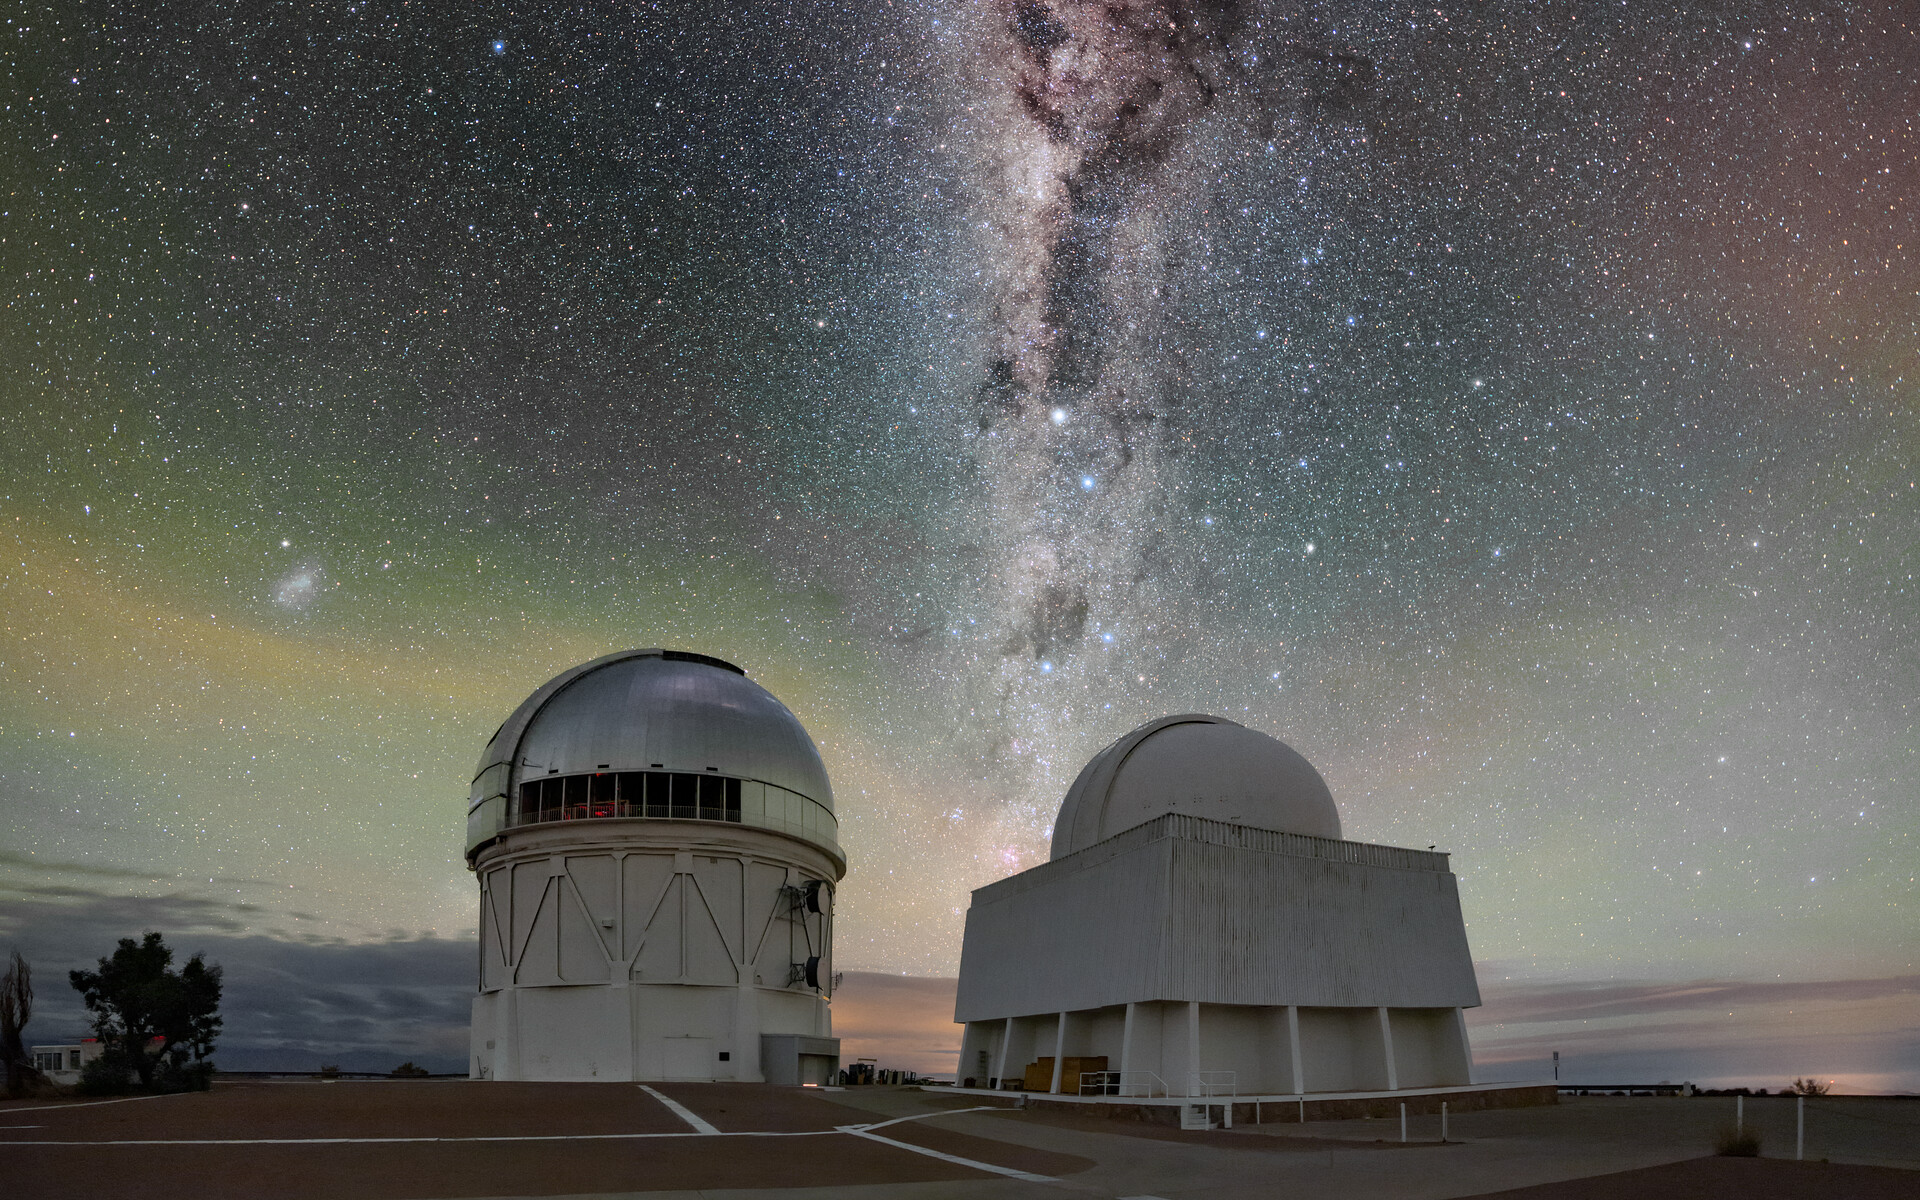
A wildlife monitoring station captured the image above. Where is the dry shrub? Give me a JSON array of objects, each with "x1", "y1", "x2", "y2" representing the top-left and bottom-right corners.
[{"x1": 1715, "y1": 1125, "x2": 1761, "y2": 1157}]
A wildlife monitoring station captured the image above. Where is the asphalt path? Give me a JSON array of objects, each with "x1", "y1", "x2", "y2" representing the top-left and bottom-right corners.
[
  {"x1": 2, "y1": 1084, "x2": 1913, "y2": 1200},
  {"x1": 0, "y1": 1081, "x2": 1090, "y2": 1199}
]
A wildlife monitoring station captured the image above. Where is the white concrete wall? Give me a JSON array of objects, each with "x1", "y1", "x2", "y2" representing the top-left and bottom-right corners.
[
  {"x1": 1295, "y1": 1006, "x2": 1392, "y2": 1092},
  {"x1": 470, "y1": 820, "x2": 837, "y2": 1081}
]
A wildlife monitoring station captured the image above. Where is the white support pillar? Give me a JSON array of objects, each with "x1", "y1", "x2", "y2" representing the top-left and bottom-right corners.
[
  {"x1": 956, "y1": 1023, "x2": 978, "y2": 1088},
  {"x1": 1049, "y1": 1011, "x2": 1069, "y2": 1094},
  {"x1": 1287, "y1": 1005, "x2": 1304, "y2": 1096},
  {"x1": 1120, "y1": 1002, "x2": 1137, "y2": 1092},
  {"x1": 1378, "y1": 1007, "x2": 1399, "y2": 1091},
  {"x1": 1187, "y1": 1000, "x2": 1202, "y2": 1094},
  {"x1": 1451, "y1": 1006, "x2": 1474, "y2": 1084},
  {"x1": 992, "y1": 1016, "x2": 1013, "y2": 1088}
]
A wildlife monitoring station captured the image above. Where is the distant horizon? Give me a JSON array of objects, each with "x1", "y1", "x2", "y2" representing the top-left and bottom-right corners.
[{"x1": 9, "y1": 895, "x2": 1914, "y2": 1093}]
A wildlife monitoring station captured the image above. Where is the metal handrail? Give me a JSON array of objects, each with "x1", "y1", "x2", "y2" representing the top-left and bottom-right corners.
[
  {"x1": 1189, "y1": 1070, "x2": 1237, "y2": 1099},
  {"x1": 1078, "y1": 1069, "x2": 1171, "y2": 1098}
]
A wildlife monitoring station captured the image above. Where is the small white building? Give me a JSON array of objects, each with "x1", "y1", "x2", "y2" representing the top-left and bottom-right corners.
[
  {"x1": 954, "y1": 715, "x2": 1480, "y2": 1098},
  {"x1": 465, "y1": 649, "x2": 844, "y2": 1084},
  {"x1": 30, "y1": 1040, "x2": 103, "y2": 1085}
]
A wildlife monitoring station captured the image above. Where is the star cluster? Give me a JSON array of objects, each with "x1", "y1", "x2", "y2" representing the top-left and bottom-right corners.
[{"x1": 1, "y1": 0, "x2": 1914, "y2": 1067}]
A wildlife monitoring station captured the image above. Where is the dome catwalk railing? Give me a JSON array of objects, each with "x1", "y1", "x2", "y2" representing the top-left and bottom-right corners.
[{"x1": 506, "y1": 769, "x2": 840, "y2": 855}]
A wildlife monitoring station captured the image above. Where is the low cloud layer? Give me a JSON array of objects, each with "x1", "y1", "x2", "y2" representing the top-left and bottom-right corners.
[
  {"x1": 3, "y1": 886, "x2": 472, "y2": 1073},
  {"x1": 6, "y1": 886, "x2": 1912, "y2": 1089}
]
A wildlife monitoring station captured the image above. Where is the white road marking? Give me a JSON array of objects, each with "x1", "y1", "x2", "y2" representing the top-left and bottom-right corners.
[
  {"x1": 846, "y1": 1106, "x2": 1003, "y2": 1133},
  {"x1": 0, "y1": 1093, "x2": 186, "y2": 1114},
  {"x1": 0, "y1": 1130, "x2": 828, "y2": 1146},
  {"x1": 839, "y1": 1125, "x2": 1057, "y2": 1183},
  {"x1": 3, "y1": 1094, "x2": 1052, "y2": 1185},
  {"x1": 637, "y1": 1085, "x2": 721, "y2": 1135}
]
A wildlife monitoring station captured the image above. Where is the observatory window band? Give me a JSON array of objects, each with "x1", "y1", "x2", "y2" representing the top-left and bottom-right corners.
[
  {"x1": 507, "y1": 771, "x2": 838, "y2": 844},
  {"x1": 515, "y1": 771, "x2": 740, "y2": 824}
]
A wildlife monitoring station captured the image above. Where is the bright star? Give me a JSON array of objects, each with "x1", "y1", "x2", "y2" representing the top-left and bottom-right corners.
[{"x1": 1050, "y1": 408, "x2": 1067, "y2": 425}]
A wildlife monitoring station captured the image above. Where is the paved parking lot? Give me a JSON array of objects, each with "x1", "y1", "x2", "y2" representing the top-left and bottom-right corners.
[{"x1": 1, "y1": 1082, "x2": 1913, "y2": 1200}]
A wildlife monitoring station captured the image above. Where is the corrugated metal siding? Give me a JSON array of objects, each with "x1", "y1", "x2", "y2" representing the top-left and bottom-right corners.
[
  {"x1": 977, "y1": 813, "x2": 1447, "y2": 906},
  {"x1": 1167, "y1": 840, "x2": 1479, "y2": 1007},
  {"x1": 956, "y1": 816, "x2": 1479, "y2": 1020},
  {"x1": 953, "y1": 839, "x2": 1172, "y2": 1021}
]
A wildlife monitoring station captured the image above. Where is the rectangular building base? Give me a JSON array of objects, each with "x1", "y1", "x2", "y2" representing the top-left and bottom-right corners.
[
  {"x1": 760, "y1": 1034, "x2": 840, "y2": 1087},
  {"x1": 940, "y1": 1080, "x2": 1557, "y2": 1125}
]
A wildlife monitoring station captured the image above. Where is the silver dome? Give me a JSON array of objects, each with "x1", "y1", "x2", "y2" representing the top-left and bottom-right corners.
[
  {"x1": 466, "y1": 649, "x2": 838, "y2": 866},
  {"x1": 1050, "y1": 714, "x2": 1340, "y2": 859}
]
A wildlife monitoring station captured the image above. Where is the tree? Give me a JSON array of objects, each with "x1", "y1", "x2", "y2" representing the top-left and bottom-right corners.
[
  {"x1": 68, "y1": 933, "x2": 223, "y2": 1091},
  {"x1": 1787, "y1": 1077, "x2": 1831, "y2": 1096},
  {"x1": 2, "y1": 950, "x2": 42, "y2": 1097}
]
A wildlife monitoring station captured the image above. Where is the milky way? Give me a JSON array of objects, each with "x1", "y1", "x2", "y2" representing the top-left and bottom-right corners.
[
  {"x1": 1, "y1": 0, "x2": 1915, "y2": 1087},
  {"x1": 954, "y1": 2, "x2": 1405, "y2": 816}
]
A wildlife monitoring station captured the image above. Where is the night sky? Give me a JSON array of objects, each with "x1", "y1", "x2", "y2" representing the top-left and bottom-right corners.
[{"x1": 3, "y1": 1, "x2": 1915, "y2": 1086}]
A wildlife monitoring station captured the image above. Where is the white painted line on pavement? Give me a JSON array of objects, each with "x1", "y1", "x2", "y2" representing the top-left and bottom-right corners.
[
  {"x1": 0, "y1": 1093, "x2": 186, "y2": 1114},
  {"x1": 839, "y1": 1125, "x2": 1057, "y2": 1183},
  {"x1": 847, "y1": 1105, "x2": 1002, "y2": 1133},
  {"x1": 638, "y1": 1084, "x2": 721, "y2": 1135},
  {"x1": 0, "y1": 1130, "x2": 828, "y2": 1146}
]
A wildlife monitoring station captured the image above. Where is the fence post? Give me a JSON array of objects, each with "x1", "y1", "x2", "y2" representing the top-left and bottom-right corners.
[
  {"x1": 1441, "y1": 1100, "x2": 1448, "y2": 1143},
  {"x1": 1797, "y1": 1094, "x2": 1804, "y2": 1161},
  {"x1": 1736, "y1": 1094, "x2": 1743, "y2": 1132},
  {"x1": 1400, "y1": 1102, "x2": 1407, "y2": 1143}
]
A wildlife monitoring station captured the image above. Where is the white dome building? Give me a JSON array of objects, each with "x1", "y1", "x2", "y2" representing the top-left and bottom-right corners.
[
  {"x1": 466, "y1": 649, "x2": 843, "y2": 1084},
  {"x1": 1050, "y1": 715, "x2": 1342, "y2": 855},
  {"x1": 955, "y1": 715, "x2": 1480, "y2": 1106}
]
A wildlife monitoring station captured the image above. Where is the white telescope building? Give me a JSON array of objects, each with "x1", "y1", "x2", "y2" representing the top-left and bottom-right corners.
[
  {"x1": 465, "y1": 649, "x2": 844, "y2": 1084},
  {"x1": 954, "y1": 715, "x2": 1480, "y2": 1099}
]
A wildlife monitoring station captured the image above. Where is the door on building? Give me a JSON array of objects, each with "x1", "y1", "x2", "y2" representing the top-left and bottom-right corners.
[{"x1": 797, "y1": 1054, "x2": 836, "y2": 1087}]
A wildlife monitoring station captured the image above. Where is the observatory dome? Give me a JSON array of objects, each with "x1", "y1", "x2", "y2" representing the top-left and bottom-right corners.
[
  {"x1": 1049, "y1": 714, "x2": 1339, "y2": 859},
  {"x1": 464, "y1": 649, "x2": 837, "y2": 865}
]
